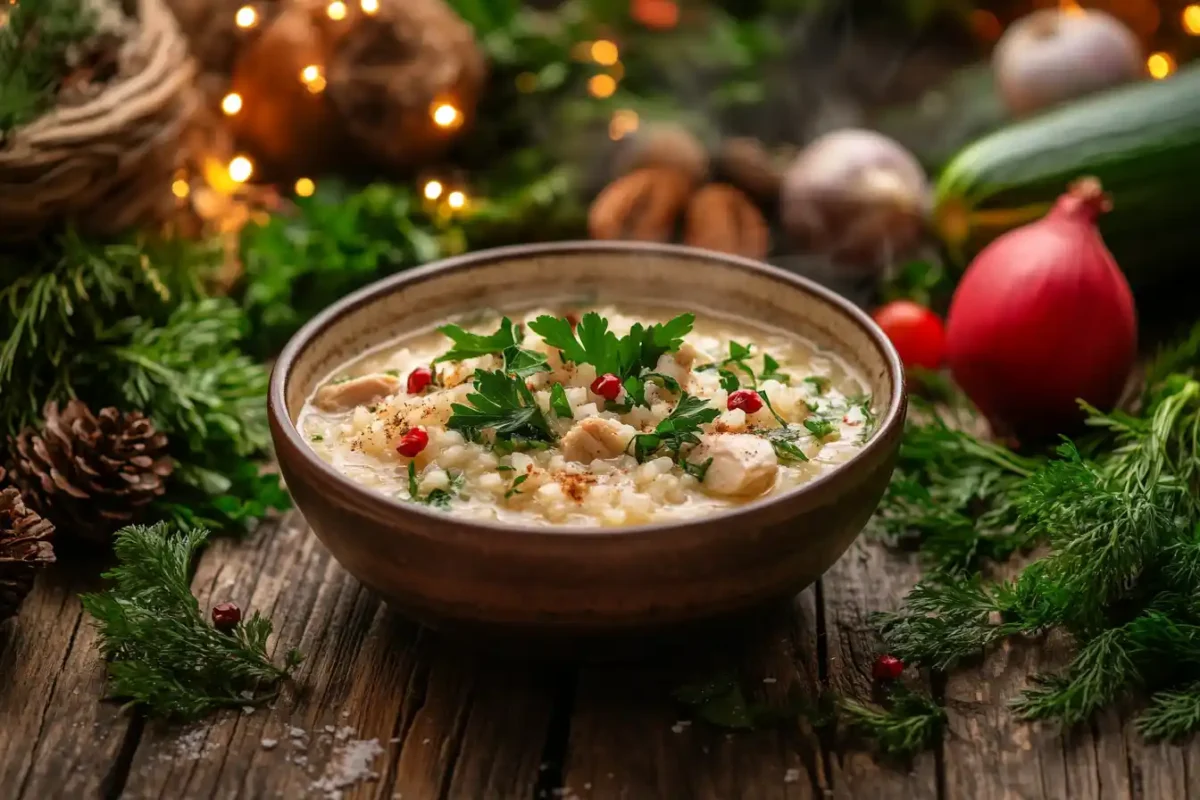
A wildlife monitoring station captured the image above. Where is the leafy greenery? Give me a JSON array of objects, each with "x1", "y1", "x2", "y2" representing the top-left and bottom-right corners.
[
  {"x1": 79, "y1": 523, "x2": 302, "y2": 720},
  {"x1": 0, "y1": 0, "x2": 96, "y2": 131},
  {"x1": 631, "y1": 393, "x2": 719, "y2": 463},
  {"x1": 838, "y1": 685, "x2": 945, "y2": 760},
  {"x1": 873, "y1": 327, "x2": 1200, "y2": 742},
  {"x1": 447, "y1": 369, "x2": 555, "y2": 445},
  {"x1": 529, "y1": 311, "x2": 694, "y2": 381},
  {"x1": 435, "y1": 317, "x2": 521, "y2": 362},
  {"x1": 406, "y1": 462, "x2": 465, "y2": 509}
]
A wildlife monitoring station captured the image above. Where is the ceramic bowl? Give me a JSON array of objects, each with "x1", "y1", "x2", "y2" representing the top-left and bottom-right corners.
[{"x1": 269, "y1": 242, "x2": 907, "y2": 650}]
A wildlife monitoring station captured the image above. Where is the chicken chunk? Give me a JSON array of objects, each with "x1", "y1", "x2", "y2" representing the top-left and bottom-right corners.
[
  {"x1": 689, "y1": 434, "x2": 779, "y2": 497},
  {"x1": 561, "y1": 417, "x2": 634, "y2": 463},
  {"x1": 652, "y1": 342, "x2": 698, "y2": 387},
  {"x1": 315, "y1": 374, "x2": 401, "y2": 412}
]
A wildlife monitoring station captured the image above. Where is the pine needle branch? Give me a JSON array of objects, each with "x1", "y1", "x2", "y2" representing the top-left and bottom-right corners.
[{"x1": 80, "y1": 523, "x2": 302, "y2": 720}]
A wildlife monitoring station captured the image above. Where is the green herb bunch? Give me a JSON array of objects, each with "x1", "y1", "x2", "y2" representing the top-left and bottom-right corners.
[
  {"x1": 0, "y1": 231, "x2": 287, "y2": 531},
  {"x1": 80, "y1": 523, "x2": 302, "y2": 720},
  {"x1": 0, "y1": 0, "x2": 96, "y2": 131},
  {"x1": 874, "y1": 331, "x2": 1200, "y2": 742}
]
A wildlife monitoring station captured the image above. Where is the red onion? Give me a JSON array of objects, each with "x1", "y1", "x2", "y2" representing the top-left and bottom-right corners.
[
  {"x1": 780, "y1": 129, "x2": 930, "y2": 271},
  {"x1": 994, "y1": 9, "x2": 1142, "y2": 118},
  {"x1": 945, "y1": 178, "x2": 1136, "y2": 439}
]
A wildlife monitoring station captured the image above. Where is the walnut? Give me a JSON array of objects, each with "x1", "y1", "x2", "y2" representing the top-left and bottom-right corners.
[
  {"x1": 587, "y1": 167, "x2": 694, "y2": 243},
  {"x1": 682, "y1": 183, "x2": 770, "y2": 259}
]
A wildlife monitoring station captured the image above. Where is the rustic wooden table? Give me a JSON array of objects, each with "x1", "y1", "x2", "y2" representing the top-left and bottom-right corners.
[{"x1": 2, "y1": 510, "x2": 1196, "y2": 800}]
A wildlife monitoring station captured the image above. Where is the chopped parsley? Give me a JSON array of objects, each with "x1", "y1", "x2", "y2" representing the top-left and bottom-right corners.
[
  {"x1": 758, "y1": 390, "x2": 810, "y2": 464},
  {"x1": 631, "y1": 393, "x2": 719, "y2": 463},
  {"x1": 804, "y1": 418, "x2": 837, "y2": 439},
  {"x1": 803, "y1": 375, "x2": 831, "y2": 394},
  {"x1": 697, "y1": 341, "x2": 759, "y2": 388},
  {"x1": 406, "y1": 462, "x2": 465, "y2": 509},
  {"x1": 385, "y1": 369, "x2": 401, "y2": 377},
  {"x1": 504, "y1": 473, "x2": 529, "y2": 499},
  {"x1": 681, "y1": 457, "x2": 713, "y2": 481},
  {"x1": 549, "y1": 383, "x2": 573, "y2": 418},
  {"x1": 760, "y1": 354, "x2": 790, "y2": 384},
  {"x1": 447, "y1": 369, "x2": 554, "y2": 446},
  {"x1": 310, "y1": 434, "x2": 324, "y2": 442},
  {"x1": 501, "y1": 345, "x2": 550, "y2": 378}
]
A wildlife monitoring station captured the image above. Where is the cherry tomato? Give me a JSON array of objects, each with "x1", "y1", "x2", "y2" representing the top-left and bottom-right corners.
[
  {"x1": 727, "y1": 389, "x2": 763, "y2": 414},
  {"x1": 591, "y1": 373, "x2": 622, "y2": 401},
  {"x1": 396, "y1": 427, "x2": 429, "y2": 457},
  {"x1": 871, "y1": 301, "x2": 946, "y2": 370},
  {"x1": 407, "y1": 366, "x2": 433, "y2": 394},
  {"x1": 872, "y1": 653, "x2": 905, "y2": 681}
]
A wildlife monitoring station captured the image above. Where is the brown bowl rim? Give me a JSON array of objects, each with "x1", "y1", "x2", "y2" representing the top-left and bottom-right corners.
[{"x1": 268, "y1": 240, "x2": 906, "y2": 539}]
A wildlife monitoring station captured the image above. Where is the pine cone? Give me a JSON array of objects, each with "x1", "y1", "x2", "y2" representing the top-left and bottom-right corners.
[
  {"x1": 7, "y1": 401, "x2": 174, "y2": 545},
  {"x1": 0, "y1": 469, "x2": 55, "y2": 622}
]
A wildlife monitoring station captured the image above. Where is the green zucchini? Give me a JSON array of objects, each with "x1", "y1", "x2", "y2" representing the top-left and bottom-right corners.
[{"x1": 934, "y1": 64, "x2": 1200, "y2": 290}]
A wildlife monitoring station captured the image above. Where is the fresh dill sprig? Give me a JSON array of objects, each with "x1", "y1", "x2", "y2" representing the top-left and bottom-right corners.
[
  {"x1": 838, "y1": 684, "x2": 945, "y2": 762},
  {"x1": 79, "y1": 523, "x2": 302, "y2": 720}
]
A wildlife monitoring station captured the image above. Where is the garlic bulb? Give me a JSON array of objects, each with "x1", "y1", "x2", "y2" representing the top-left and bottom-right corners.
[
  {"x1": 779, "y1": 129, "x2": 930, "y2": 270},
  {"x1": 993, "y1": 9, "x2": 1142, "y2": 118}
]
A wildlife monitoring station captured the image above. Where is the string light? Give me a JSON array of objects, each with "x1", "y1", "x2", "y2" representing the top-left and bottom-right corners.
[
  {"x1": 423, "y1": 180, "x2": 444, "y2": 200},
  {"x1": 361, "y1": 0, "x2": 379, "y2": 13},
  {"x1": 327, "y1": 1, "x2": 347, "y2": 20},
  {"x1": 295, "y1": 178, "x2": 316, "y2": 197},
  {"x1": 235, "y1": 5, "x2": 257, "y2": 28},
  {"x1": 588, "y1": 74, "x2": 617, "y2": 98},
  {"x1": 221, "y1": 93, "x2": 243, "y2": 116},
  {"x1": 431, "y1": 103, "x2": 461, "y2": 129},
  {"x1": 172, "y1": 179, "x2": 190, "y2": 199},
  {"x1": 301, "y1": 65, "x2": 326, "y2": 93},
  {"x1": 1185, "y1": 5, "x2": 1200, "y2": 35},
  {"x1": 1147, "y1": 52, "x2": 1176, "y2": 79},
  {"x1": 228, "y1": 156, "x2": 254, "y2": 184},
  {"x1": 447, "y1": 190, "x2": 466, "y2": 210},
  {"x1": 608, "y1": 109, "x2": 639, "y2": 141},
  {"x1": 590, "y1": 40, "x2": 619, "y2": 66}
]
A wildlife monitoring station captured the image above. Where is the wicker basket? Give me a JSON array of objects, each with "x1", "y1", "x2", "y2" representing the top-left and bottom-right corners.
[{"x1": 0, "y1": 0, "x2": 197, "y2": 241}]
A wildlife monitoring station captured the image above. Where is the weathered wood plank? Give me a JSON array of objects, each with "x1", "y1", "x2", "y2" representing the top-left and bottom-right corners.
[
  {"x1": 562, "y1": 591, "x2": 827, "y2": 800},
  {"x1": 821, "y1": 539, "x2": 940, "y2": 800},
  {"x1": 0, "y1": 558, "x2": 140, "y2": 800},
  {"x1": 120, "y1": 512, "x2": 557, "y2": 800},
  {"x1": 942, "y1": 629, "x2": 1200, "y2": 800}
]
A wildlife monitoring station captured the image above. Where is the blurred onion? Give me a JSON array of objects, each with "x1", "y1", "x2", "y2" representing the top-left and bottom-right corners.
[
  {"x1": 993, "y1": 9, "x2": 1142, "y2": 118},
  {"x1": 780, "y1": 129, "x2": 930, "y2": 271}
]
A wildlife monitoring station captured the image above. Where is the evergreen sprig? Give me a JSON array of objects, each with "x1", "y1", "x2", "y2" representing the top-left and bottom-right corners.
[
  {"x1": 0, "y1": 0, "x2": 96, "y2": 131},
  {"x1": 80, "y1": 523, "x2": 302, "y2": 720}
]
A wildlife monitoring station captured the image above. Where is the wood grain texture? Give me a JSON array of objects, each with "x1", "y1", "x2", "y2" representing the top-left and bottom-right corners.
[
  {"x1": 0, "y1": 559, "x2": 140, "y2": 800},
  {"x1": 821, "y1": 540, "x2": 939, "y2": 800},
  {"x1": 119, "y1": 511, "x2": 557, "y2": 800},
  {"x1": 561, "y1": 591, "x2": 827, "y2": 800}
]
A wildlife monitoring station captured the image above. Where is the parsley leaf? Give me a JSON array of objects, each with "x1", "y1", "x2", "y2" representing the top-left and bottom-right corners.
[
  {"x1": 698, "y1": 340, "x2": 759, "y2": 388},
  {"x1": 760, "y1": 354, "x2": 791, "y2": 384},
  {"x1": 505, "y1": 473, "x2": 529, "y2": 499},
  {"x1": 804, "y1": 375, "x2": 831, "y2": 394},
  {"x1": 529, "y1": 312, "x2": 619, "y2": 375},
  {"x1": 528, "y1": 312, "x2": 695, "y2": 381},
  {"x1": 502, "y1": 345, "x2": 550, "y2": 379},
  {"x1": 434, "y1": 317, "x2": 520, "y2": 362},
  {"x1": 758, "y1": 391, "x2": 809, "y2": 464},
  {"x1": 681, "y1": 457, "x2": 713, "y2": 481},
  {"x1": 550, "y1": 383, "x2": 573, "y2": 418},
  {"x1": 805, "y1": 418, "x2": 837, "y2": 438},
  {"x1": 447, "y1": 369, "x2": 554, "y2": 444},
  {"x1": 632, "y1": 393, "x2": 719, "y2": 462}
]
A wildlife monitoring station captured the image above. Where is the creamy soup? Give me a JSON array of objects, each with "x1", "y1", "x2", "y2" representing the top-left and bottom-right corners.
[{"x1": 299, "y1": 304, "x2": 876, "y2": 527}]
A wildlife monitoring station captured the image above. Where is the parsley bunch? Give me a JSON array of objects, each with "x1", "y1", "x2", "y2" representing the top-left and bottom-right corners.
[
  {"x1": 631, "y1": 393, "x2": 719, "y2": 475},
  {"x1": 80, "y1": 523, "x2": 302, "y2": 720},
  {"x1": 448, "y1": 369, "x2": 554, "y2": 446}
]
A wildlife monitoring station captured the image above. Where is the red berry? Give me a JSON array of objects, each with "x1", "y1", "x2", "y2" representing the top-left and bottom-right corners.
[
  {"x1": 872, "y1": 653, "x2": 905, "y2": 681},
  {"x1": 591, "y1": 373, "x2": 622, "y2": 401},
  {"x1": 407, "y1": 366, "x2": 433, "y2": 394},
  {"x1": 396, "y1": 427, "x2": 429, "y2": 457},
  {"x1": 212, "y1": 602, "x2": 241, "y2": 631},
  {"x1": 727, "y1": 389, "x2": 763, "y2": 414},
  {"x1": 871, "y1": 301, "x2": 946, "y2": 370}
]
